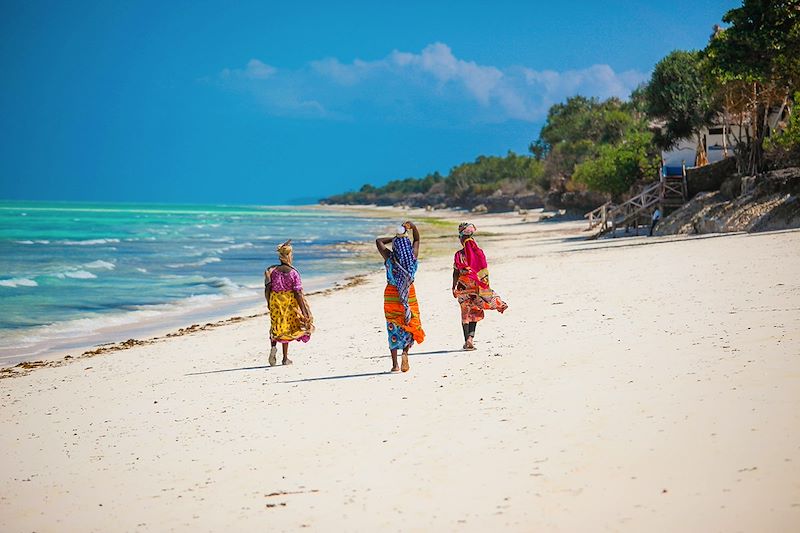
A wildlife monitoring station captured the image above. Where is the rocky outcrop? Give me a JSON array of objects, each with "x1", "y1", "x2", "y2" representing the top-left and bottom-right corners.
[
  {"x1": 655, "y1": 167, "x2": 800, "y2": 235},
  {"x1": 454, "y1": 191, "x2": 544, "y2": 212},
  {"x1": 404, "y1": 192, "x2": 447, "y2": 208},
  {"x1": 389, "y1": 191, "x2": 544, "y2": 212},
  {"x1": 545, "y1": 190, "x2": 610, "y2": 213},
  {"x1": 685, "y1": 157, "x2": 738, "y2": 197},
  {"x1": 321, "y1": 181, "x2": 547, "y2": 211},
  {"x1": 514, "y1": 193, "x2": 545, "y2": 210}
]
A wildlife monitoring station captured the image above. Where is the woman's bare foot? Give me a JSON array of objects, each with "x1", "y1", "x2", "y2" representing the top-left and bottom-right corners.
[
  {"x1": 465, "y1": 337, "x2": 476, "y2": 350},
  {"x1": 400, "y1": 352, "x2": 410, "y2": 372},
  {"x1": 390, "y1": 365, "x2": 400, "y2": 372},
  {"x1": 268, "y1": 346, "x2": 277, "y2": 366},
  {"x1": 282, "y1": 357, "x2": 293, "y2": 365}
]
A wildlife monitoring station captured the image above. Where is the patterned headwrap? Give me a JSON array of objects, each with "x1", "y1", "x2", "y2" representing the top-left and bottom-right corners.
[
  {"x1": 277, "y1": 240, "x2": 293, "y2": 266},
  {"x1": 391, "y1": 234, "x2": 417, "y2": 325},
  {"x1": 458, "y1": 222, "x2": 476, "y2": 238}
]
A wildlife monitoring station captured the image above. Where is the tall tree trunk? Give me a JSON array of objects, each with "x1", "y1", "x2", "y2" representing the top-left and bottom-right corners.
[
  {"x1": 749, "y1": 101, "x2": 766, "y2": 175},
  {"x1": 722, "y1": 121, "x2": 728, "y2": 158}
]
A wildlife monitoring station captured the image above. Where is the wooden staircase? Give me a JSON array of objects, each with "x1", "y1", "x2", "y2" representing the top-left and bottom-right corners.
[{"x1": 584, "y1": 165, "x2": 688, "y2": 239}]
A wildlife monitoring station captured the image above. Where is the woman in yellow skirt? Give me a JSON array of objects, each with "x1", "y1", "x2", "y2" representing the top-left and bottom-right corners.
[{"x1": 264, "y1": 240, "x2": 313, "y2": 366}]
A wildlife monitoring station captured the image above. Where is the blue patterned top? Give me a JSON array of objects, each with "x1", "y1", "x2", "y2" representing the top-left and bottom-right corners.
[{"x1": 385, "y1": 257, "x2": 417, "y2": 286}]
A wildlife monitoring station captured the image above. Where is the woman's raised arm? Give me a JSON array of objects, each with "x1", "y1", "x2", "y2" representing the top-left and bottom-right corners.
[
  {"x1": 375, "y1": 236, "x2": 392, "y2": 260},
  {"x1": 404, "y1": 221, "x2": 420, "y2": 259}
]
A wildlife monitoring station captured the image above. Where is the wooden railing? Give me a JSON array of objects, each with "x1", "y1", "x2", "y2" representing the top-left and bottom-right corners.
[
  {"x1": 585, "y1": 201, "x2": 614, "y2": 231},
  {"x1": 584, "y1": 163, "x2": 690, "y2": 238},
  {"x1": 605, "y1": 181, "x2": 662, "y2": 233},
  {"x1": 663, "y1": 178, "x2": 685, "y2": 198}
]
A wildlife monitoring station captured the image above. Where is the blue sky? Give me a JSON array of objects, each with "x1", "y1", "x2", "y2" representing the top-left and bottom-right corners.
[{"x1": 0, "y1": 0, "x2": 737, "y2": 204}]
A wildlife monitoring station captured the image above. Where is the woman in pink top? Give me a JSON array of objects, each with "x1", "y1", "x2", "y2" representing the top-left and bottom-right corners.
[{"x1": 264, "y1": 240, "x2": 313, "y2": 366}]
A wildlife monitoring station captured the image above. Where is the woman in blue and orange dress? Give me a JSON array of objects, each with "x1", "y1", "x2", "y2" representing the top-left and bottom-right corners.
[{"x1": 376, "y1": 221, "x2": 425, "y2": 372}]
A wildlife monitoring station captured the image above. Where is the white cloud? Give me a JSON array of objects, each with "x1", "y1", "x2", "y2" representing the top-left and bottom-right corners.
[
  {"x1": 244, "y1": 59, "x2": 276, "y2": 79},
  {"x1": 309, "y1": 43, "x2": 504, "y2": 105},
  {"x1": 255, "y1": 93, "x2": 333, "y2": 119},
  {"x1": 518, "y1": 64, "x2": 648, "y2": 118},
  {"x1": 310, "y1": 57, "x2": 368, "y2": 86},
  {"x1": 219, "y1": 43, "x2": 648, "y2": 123},
  {"x1": 398, "y1": 43, "x2": 504, "y2": 104},
  {"x1": 220, "y1": 58, "x2": 277, "y2": 80}
]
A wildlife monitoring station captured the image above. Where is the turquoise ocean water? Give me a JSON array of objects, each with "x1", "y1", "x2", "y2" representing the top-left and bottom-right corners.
[{"x1": 0, "y1": 201, "x2": 389, "y2": 363}]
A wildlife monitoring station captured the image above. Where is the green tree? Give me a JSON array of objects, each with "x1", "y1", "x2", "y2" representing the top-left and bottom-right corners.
[
  {"x1": 706, "y1": 0, "x2": 800, "y2": 174},
  {"x1": 538, "y1": 96, "x2": 638, "y2": 183},
  {"x1": 644, "y1": 50, "x2": 718, "y2": 151},
  {"x1": 768, "y1": 93, "x2": 800, "y2": 148},
  {"x1": 528, "y1": 139, "x2": 549, "y2": 161},
  {"x1": 765, "y1": 91, "x2": 800, "y2": 165},
  {"x1": 540, "y1": 96, "x2": 634, "y2": 147},
  {"x1": 572, "y1": 129, "x2": 661, "y2": 197}
]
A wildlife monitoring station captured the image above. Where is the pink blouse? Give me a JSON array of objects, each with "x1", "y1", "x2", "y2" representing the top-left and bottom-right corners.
[{"x1": 269, "y1": 268, "x2": 303, "y2": 292}]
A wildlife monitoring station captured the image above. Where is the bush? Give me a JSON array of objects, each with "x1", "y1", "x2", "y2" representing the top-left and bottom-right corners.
[
  {"x1": 573, "y1": 129, "x2": 660, "y2": 197},
  {"x1": 767, "y1": 94, "x2": 800, "y2": 148},
  {"x1": 765, "y1": 94, "x2": 800, "y2": 169}
]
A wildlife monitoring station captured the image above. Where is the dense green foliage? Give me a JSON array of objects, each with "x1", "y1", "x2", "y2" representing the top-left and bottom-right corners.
[
  {"x1": 572, "y1": 129, "x2": 660, "y2": 196},
  {"x1": 540, "y1": 96, "x2": 635, "y2": 148},
  {"x1": 445, "y1": 152, "x2": 546, "y2": 199},
  {"x1": 707, "y1": 0, "x2": 800, "y2": 90},
  {"x1": 705, "y1": 0, "x2": 800, "y2": 173},
  {"x1": 323, "y1": 172, "x2": 445, "y2": 205},
  {"x1": 644, "y1": 50, "x2": 718, "y2": 149},
  {"x1": 535, "y1": 96, "x2": 653, "y2": 195},
  {"x1": 765, "y1": 91, "x2": 800, "y2": 165},
  {"x1": 323, "y1": 153, "x2": 545, "y2": 205},
  {"x1": 768, "y1": 93, "x2": 800, "y2": 150}
]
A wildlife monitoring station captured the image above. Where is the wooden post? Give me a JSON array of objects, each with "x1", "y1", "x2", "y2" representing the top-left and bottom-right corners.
[
  {"x1": 681, "y1": 161, "x2": 688, "y2": 201},
  {"x1": 723, "y1": 122, "x2": 728, "y2": 158},
  {"x1": 601, "y1": 204, "x2": 607, "y2": 232}
]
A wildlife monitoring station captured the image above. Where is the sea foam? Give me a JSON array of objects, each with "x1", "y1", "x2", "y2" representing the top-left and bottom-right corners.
[
  {"x1": 84, "y1": 260, "x2": 116, "y2": 270},
  {"x1": 61, "y1": 238, "x2": 121, "y2": 246},
  {"x1": 56, "y1": 270, "x2": 98, "y2": 280},
  {"x1": 166, "y1": 257, "x2": 222, "y2": 268},
  {"x1": 0, "y1": 277, "x2": 38, "y2": 288}
]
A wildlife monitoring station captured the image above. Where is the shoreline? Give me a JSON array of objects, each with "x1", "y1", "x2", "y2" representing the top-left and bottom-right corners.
[
  {"x1": 1, "y1": 271, "x2": 375, "y2": 379},
  {"x1": 0, "y1": 202, "x2": 406, "y2": 367},
  {"x1": 0, "y1": 205, "x2": 465, "y2": 375},
  {"x1": 0, "y1": 270, "x2": 363, "y2": 369}
]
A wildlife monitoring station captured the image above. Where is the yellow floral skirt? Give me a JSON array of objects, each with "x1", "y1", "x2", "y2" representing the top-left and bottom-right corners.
[{"x1": 269, "y1": 290, "x2": 313, "y2": 343}]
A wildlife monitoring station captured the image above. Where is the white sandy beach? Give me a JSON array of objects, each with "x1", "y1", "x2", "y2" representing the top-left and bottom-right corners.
[{"x1": 1, "y1": 214, "x2": 799, "y2": 532}]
